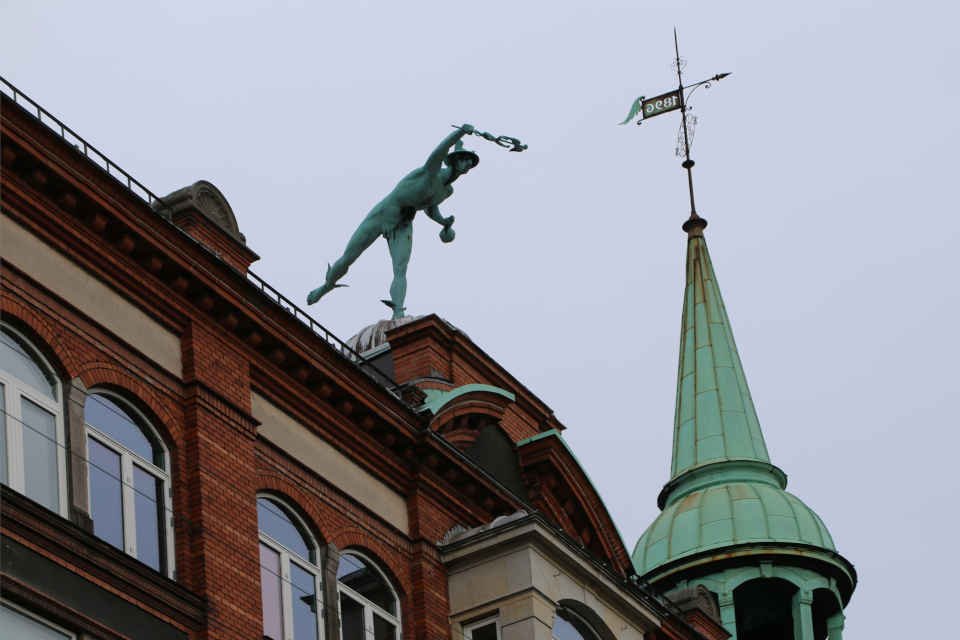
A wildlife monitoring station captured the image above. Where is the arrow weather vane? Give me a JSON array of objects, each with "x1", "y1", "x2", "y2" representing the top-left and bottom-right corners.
[{"x1": 620, "y1": 29, "x2": 730, "y2": 222}]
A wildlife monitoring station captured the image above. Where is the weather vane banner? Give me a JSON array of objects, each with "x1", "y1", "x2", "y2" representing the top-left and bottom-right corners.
[
  {"x1": 620, "y1": 90, "x2": 683, "y2": 125},
  {"x1": 641, "y1": 90, "x2": 683, "y2": 119}
]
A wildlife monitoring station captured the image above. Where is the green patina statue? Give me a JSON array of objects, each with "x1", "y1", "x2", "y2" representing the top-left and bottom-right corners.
[{"x1": 307, "y1": 124, "x2": 479, "y2": 319}]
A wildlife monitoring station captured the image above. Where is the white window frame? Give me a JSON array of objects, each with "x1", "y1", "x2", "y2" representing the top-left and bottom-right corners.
[
  {"x1": 1, "y1": 598, "x2": 77, "y2": 639},
  {"x1": 336, "y1": 550, "x2": 402, "y2": 640},
  {"x1": 0, "y1": 324, "x2": 68, "y2": 517},
  {"x1": 463, "y1": 615, "x2": 501, "y2": 640},
  {"x1": 84, "y1": 390, "x2": 174, "y2": 577},
  {"x1": 257, "y1": 494, "x2": 325, "y2": 640}
]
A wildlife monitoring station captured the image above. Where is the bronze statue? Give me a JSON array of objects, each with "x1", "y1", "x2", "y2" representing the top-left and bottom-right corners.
[{"x1": 307, "y1": 124, "x2": 478, "y2": 319}]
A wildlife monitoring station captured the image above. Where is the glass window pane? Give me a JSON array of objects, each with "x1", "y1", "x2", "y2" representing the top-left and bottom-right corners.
[
  {"x1": 551, "y1": 614, "x2": 582, "y2": 640},
  {"x1": 22, "y1": 397, "x2": 59, "y2": 512},
  {"x1": 88, "y1": 437, "x2": 124, "y2": 550},
  {"x1": 1, "y1": 383, "x2": 7, "y2": 485},
  {"x1": 290, "y1": 561, "x2": 320, "y2": 640},
  {"x1": 134, "y1": 464, "x2": 165, "y2": 573},
  {"x1": 551, "y1": 608, "x2": 599, "y2": 640},
  {"x1": 260, "y1": 543, "x2": 284, "y2": 640},
  {"x1": 85, "y1": 394, "x2": 162, "y2": 467},
  {"x1": 469, "y1": 621, "x2": 498, "y2": 640},
  {"x1": 0, "y1": 603, "x2": 70, "y2": 639},
  {"x1": 338, "y1": 553, "x2": 395, "y2": 615},
  {"x1": 340, "y1": 592, "x2": 366, "y2": 640},
  {"x1": 1, "y1": 327, "x2": 57, "y2": 400},
  {"x1": 373, "y1": 614, "x2": 396, "y2": 640},
  {"x1": 257, "y1": 498, "x2": 312, "y2": 562}
]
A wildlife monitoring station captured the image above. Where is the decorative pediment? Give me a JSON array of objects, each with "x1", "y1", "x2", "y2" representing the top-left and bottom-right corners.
[{"x1": 153, "y1": 180, "x2": 245, "y2": 243}]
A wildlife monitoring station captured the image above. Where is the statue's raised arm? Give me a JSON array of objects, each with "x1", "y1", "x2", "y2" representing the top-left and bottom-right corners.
[{"x1": 424, "y1": 124, "x2": 474, "y2": 171}]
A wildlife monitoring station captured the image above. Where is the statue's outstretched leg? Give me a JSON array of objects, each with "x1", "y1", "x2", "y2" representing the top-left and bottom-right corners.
[
  {"x1": 307, "y1": 216, "x2": 382, "y2": 305},
  {"x1": 306, "y1": 263, "x2": 348, "y2": 305},
  {"x1": 383, "y1": 220, "x2": 413, "y2": 320}
]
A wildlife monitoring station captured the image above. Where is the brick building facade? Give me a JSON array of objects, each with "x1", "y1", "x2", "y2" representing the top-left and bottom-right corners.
[{"x1": 0, "y1": 82, "x2": 726, "y2": 640}]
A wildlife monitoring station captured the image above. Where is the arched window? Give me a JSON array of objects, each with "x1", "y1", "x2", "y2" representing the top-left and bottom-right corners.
[
  {"x1": 551, "y1": 606, "x2": 601, "y2": 640},
  {"x1": 258, "y1": 495, "x2": 323, "y2": 640},
  {"x1": 0, "y1": 324, "x2": 66, "y2": 516},
  {"x1": 337, "y1": 551, "x2": 400, "y2": 640},
  {"x1": 84, "y1": 392, "x2": 173, "y2": 576}
]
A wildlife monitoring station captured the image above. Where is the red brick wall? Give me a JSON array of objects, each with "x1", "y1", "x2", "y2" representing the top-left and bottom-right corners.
[{"x1": 171, "y1": 211, "x2": 256, "y2": 274}]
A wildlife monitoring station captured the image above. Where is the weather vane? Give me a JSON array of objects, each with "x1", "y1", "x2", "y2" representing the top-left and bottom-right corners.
[{"x1": 619, "y1": 29, "x2": 730, "y2": 222}]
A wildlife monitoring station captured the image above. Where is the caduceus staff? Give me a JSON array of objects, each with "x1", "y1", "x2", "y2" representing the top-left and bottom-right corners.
[
  {"x1": 452, "y1": 125, "x2": 528, "y2": 153},
  {"x1": 307, "y1": 124, "x2": 527, "y2": 319}
]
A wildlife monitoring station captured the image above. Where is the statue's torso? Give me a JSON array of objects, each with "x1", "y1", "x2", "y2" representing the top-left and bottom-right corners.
[{"x1": 389, "y1": 167, "x2": 454, "y2": 211}]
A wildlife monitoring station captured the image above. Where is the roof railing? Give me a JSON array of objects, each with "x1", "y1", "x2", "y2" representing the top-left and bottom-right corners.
[
  {"x1": 244, "y1": 270, "x2": 399, "y2": 390},
  {"x1": 1, "y1": 77, "x2": 169, "y2": 208},
  {"x1": 0, "y1": 76, "x2": 399, "y2": 396}
]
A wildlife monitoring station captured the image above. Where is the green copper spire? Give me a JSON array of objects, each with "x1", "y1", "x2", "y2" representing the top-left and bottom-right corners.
[
  {"x1": 670, "y1": 216, "x2": 770, "y2": 482},
  {"x1": 633, "y1": 216, "x2": 855, "y2": 639}
]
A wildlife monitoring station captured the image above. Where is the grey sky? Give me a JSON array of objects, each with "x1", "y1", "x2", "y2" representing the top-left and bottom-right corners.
[{"x1": 3, "y1": 1, "x2": 957, "y2": 636}]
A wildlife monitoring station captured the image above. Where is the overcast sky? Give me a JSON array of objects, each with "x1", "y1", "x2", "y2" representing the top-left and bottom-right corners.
[{"x1": 3, "y1": 1, "x2": 958, "y2": 636}]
